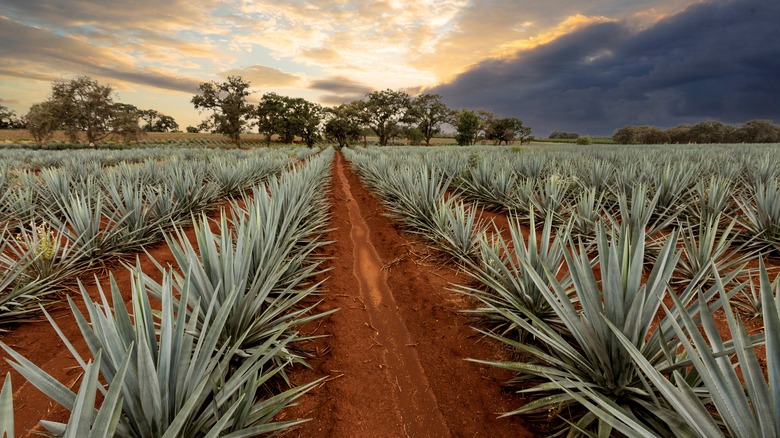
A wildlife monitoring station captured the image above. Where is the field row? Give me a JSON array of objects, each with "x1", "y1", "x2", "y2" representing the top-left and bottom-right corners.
[
  {"x1": 344, "y1": 144, "x2": 780, "y2": 437},
  {"x1": 1, "y1": 147, "x2": 332, "y2": 435}
]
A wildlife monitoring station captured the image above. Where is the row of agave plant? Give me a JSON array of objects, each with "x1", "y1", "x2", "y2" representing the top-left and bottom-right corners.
[
  {"x1": 0, "y1": 148, "x2": 316, "y2": 328},
  {"x1": 360, "y1": 143, "x2": 780, "y2": 253},
  {"x1": 344, "y1": 145, "x2": 780, "y2": 437},
  {"x1": 0, "y1": 145, "x2": 316, "y2": 171},
  {"x1": 0, "y1": 148, "x2": 334, "y2": 436}
]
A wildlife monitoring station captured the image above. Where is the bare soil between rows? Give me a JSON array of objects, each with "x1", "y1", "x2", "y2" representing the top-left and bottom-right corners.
[
  {"x1": 279, "y1": 152, "x2": 531, "y2": 437},
  {"x1": 1, "y1": 152, "x2": 533, "y2": 436}
]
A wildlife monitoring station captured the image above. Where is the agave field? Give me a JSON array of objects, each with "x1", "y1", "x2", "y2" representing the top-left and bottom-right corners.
[
  {"x1": 1, "y1": 142, "x2": 780, "y2": 437},
  {"x1": 0, "y1": 145, "x2": 332, "y2": 436}
]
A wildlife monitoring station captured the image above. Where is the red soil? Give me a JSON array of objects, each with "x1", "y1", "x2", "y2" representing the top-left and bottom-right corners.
[{"x1": 279, "y1": 152, "x2": 532, "y2": 437}]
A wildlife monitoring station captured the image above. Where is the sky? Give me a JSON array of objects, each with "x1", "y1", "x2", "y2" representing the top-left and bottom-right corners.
[{"x1": 0, "y1": 0, "x2": 778, "y2": 136}]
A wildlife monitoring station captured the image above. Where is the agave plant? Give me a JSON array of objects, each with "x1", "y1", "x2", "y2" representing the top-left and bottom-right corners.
[
  {"x1": 733, "y1": 274, "x2": 766, "y2": 319},
  {"x1": 687, "y1": 176, "x2": 734, "y2": 224},
  {"x1": 145, "y1": 155, "x2": 333, "y2": 377},
  {"x1": 738, "y1": 180, "x2": 780, "y2": 251},
  {"x1": 454, "y1": 211, "x2": 571, "y2": 341},
  {"x1": 589, "y1": 262, "x2": 778, "y2": 437},
  {"x1": 102, "y1": 180, "x2": 162, "y2": 249},
  {"x1": 430, "y1": 197, "x2": 487, "y2": 261},
  {"x1": 0, "y1": 268, "x2": 317, "y2": 437},
  {"x1": 47, "y1": 188, "x2": 122, "y2": 259},
  {"x1": 4, "y1": 220, "x2": 89, "y2": 284},
  {"x1": 674, "y1": 215, "x2": 756, "y2": 285},
  {"x1": 531, "y1": 174, "x2": 573, "y2": 220},
  {"x1": 651, "y1": 162, "x2": 697, "y2": 215},
  {"x1": 568, "y1": 186, "x2": 605, "y2": 239},
  {"x1": 145, "y1": 212, "x2": 330, "y2": 374},
  {"x1": 457, "y1": 159, "x2": 516, "y2": 212},
  {"x1": 379, "y1": 164, "x2": 452, "y2": 233},
  {"x1": 472, "y1": 222, "x2": 733, "y2": 436},
  {"x1": 161, "y1": 165, "x2": 219, "y2": 218},
  {"x1": 0, "y1": 225, "x2": 61, "y2": 327}
]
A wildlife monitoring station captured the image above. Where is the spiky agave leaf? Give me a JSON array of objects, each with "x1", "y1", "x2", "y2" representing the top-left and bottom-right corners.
[
  {"x1": 0, "y1": 373, "x2": 12, "y2": 438},
  {"x1": 453, "y1": 210, "x2": 571, "y2": 342},
  {"x1": 674, "y1": 214, "x2": 757, "y2": 285},
  {"x1": 430, "y1": 197, "x2": 487, "y2": 261},
  {"x1": 36, "y1": 350, "x2": 130, "y2": 437},
  {"x1": 664, "y1": 262, "x2": 777, "y2": 437},
  {"x1": 738, "y1": 181, "x2": 780, "y2": 251},
  {"x1": 1, "y1": 265, "x2": 319, "y2": 437},
  {"x1": 470, "y1": 222, "x2": 735, "y2": 436},
  {"x1": 0, "y1": 224, "x2": 60, "y2": 327}
]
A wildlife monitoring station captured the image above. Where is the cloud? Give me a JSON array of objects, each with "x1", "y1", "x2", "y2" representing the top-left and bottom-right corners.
[
  {"x1": 0, "y1": 98, "x2": 20, "y2": 105},
  {"x1": 309, "y1": 76, "x2": 373, "y2": 95},
  {"x1": 0, "y1": 16, "x2": 203, "y2": 94},
  {"x1": 431, "y1": 0, "x2": 780, "y2": 136},
  {"x1": 309, "y1": 76, "x2": 373, "y2": 105},
  {"x1": 222, "y1": 65, "x2": 302, "y2": 87}
]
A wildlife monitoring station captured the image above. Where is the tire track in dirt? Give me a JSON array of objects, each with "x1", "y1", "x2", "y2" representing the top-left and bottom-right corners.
[
  {"x1": 337, "y1": 154, "x2": 451, "y2": 437},
  {"x1": 282, "y1": 152, "x2": 532, "y2": 437}
]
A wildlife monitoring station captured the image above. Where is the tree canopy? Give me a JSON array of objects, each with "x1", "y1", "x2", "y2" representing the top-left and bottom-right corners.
[
  {"x1": 0, "y1": 105, "x2": 23, "y2": 129},
  {"x1": 613, "y1": 120, "x2": 780, "y2": 144},
  {"x1": 23, "y1": 76, "x2": 146, "y2": 144},
  {"x1": 191, "y1": 76, "x2": 252, "y2": 147},
  {"x1": 409, "y1": 93, "x2": 453, "y2": 146},
  {"x1": 362, "y1": 89, "x2": 410, "y2": 146}
]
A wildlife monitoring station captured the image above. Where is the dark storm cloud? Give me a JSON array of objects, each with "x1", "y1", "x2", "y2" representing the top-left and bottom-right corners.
[{"x1": 431, "y1": 0, "x2": 780, "y2": 136}]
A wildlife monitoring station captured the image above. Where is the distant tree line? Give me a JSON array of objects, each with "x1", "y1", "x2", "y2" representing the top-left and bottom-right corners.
[
  {"x1": 613, "y1": 120, "x2": 780, "y2": 144},
  {"x1": 549, "y1": 131, "x2": 581, "y2": 139},
  {"x1": 8, "y1": 75, "x2": 535, "y2": 148},
  {"x1": 9, "y1": 77, "x2": 179, "y2": 145},
  {"x1": 191, "y1": 76, "x2": 534, "y2": 148}
]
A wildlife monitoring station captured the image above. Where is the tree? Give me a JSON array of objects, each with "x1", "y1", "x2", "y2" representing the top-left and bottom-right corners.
[
  {"x1": 454, "y1": 109, "x2": 480, "y2": 146},
  {"x1": 485, "y1": 117, "x2": 532, "y2": 145},
  {"x1": 110, "y1": 103, "x2": 144, "y2": 142},
  {"x1": 140, "y1": 109, "x2": 179, "y2": 132},
  {"x1": 254, "y1": 92, "x2": 287, "y2": 145},
  {"x1": 324, "y1": 103, "x2": 364, "y2": 148},
  {"x1": 290, "y1": 98, "x2": 323, "y2": 148},
  {"x1": 666, "y1": 125, "x2": 692, "y2": 144},
  {"x1": 191, "y1": 76, "x2": 252, "y2": 148},
  {"x1": 362, "y1": 89, "x2": 410, "y2": 146},
  {"x1": 186, "y1": 126, "x2": 199, "y2": 133},
  {"x1": 688, "y1": 121, "x2": 729, "y2": 144},
  {"x1": 732, "y1": 120, "x2": 780, "y2": 143},
  {"x1": 409, "y1": 93, "x2": 452, "y2": 146},
  {"x1": 613, "y1": 125, "x2": 668, "y2": 144},
  {"x1": 48, "y1": 76, "x2": 118, "y2": 143},
  {"x1": 549, "y1": 131, "x2": 580, "y2": 139},
  {"x1": 404, "y1": 127, "x2": 424, "y2": 145},
  {"x1": 476, "y1": 109, "x2": 498, "y2": 142},
  {"x1": 24, "y1": 102, "x2": 60, "y2": 144},
  {"x1": 0, "y1": 105, "x2": 22, "y2": 129}
]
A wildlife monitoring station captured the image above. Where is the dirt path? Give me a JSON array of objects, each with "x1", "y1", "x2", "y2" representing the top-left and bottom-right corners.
[{"x1": 282, "y1": 152, "x2": 532, "y2": 437}]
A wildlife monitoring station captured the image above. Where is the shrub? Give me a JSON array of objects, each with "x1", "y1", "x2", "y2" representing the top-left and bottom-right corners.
[{"x1": 576, "y1": 136, "x2": 592, "y2": 145}]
